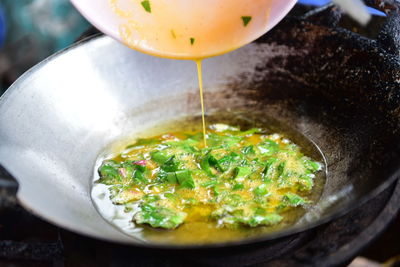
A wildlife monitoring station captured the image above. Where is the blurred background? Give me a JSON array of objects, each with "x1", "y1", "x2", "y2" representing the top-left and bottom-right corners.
[{"x1": 0, "y1": 0, "x2": 89, "y2": 93}]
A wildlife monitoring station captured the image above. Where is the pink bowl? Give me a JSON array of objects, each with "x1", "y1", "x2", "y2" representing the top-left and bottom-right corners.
[{"x1": 70, "y1": 0, "x2": 297, "y2": 59}]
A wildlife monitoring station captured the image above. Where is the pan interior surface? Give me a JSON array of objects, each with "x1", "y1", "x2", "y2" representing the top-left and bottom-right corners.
[{"x1": 0, "y1": 21, "x2": 399, "y2": 247}]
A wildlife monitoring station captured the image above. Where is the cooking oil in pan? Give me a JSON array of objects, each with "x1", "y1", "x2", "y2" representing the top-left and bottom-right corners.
[{"x1": 91, "y1": 112, "x2": 327, "y2": 245}]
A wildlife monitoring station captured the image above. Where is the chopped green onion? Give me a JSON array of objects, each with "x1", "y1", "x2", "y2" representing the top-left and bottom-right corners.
[
  {"x1": 242, "y1": 145, "x2": 255, "y2": 155},
  {"x1": 134, "y1": 204, "x2": 186, "y2": 229},
  {"x1": 263, "y1": 157, "x2": 278, "y2": 181},
  {"x1": 234, "y1": 166, "x2": 252, "y2": 180},
  {"x1": 241, "y1": 16, "x2": 252, "y2": 27},
  {"x1": 281, "y1": 193, "x2": 309, "y2": 207},
  {"x1": 258, "y1": 140, "x2": 279, "y2": 155},
  {"x1": 253, "y1": 184, "x2": 269, "y2": 197},
  {"x1": 201, "y1": 180, "x2": 218, "y2": 188},
  {"x1": 165, "y1": 172, "x2": 178, "y2": 184},
  {"x1": 175, "y1": 170, "x2": 195, "y2": 189},
  {"x1": 141, "y1": 0, "x2": 151, "y2": 13},
  {"x1": 232, "y1": 183, "x2": 244, "y2": 191},
  {"x1": 151, "y1": 150, "x2": 169, "y2": 164},
  {"x1": 244, "y1": 213, "x2": 283, "y2": 227},
  {"x1": 161, "y1": 155, "x2": 179, "y2": 172}
]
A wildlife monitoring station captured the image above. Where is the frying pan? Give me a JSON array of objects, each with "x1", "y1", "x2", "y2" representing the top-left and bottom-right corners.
[{"x1": 0, "y1": 1, "x2": 400, "y2": 248}]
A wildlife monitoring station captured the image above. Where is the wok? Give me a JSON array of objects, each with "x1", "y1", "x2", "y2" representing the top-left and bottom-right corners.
[{"x1": 0, "y1": 1, "x2": 400, "y2": 248}]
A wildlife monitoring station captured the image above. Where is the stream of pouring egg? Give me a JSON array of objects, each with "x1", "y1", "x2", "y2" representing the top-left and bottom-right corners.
[{"x1": 195, "y1": 60, "x2": 207, "y2": 147}]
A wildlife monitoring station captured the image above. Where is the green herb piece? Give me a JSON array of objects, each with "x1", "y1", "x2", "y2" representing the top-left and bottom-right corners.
[
  {"x1": 213, "y1": 184, "x2": 220, "y2": 196},
  {"x1": 98, "y1": 161, "x2": 149, "y2": 186},
  {"x1": 134, "y1": 167, "x2": 148, "y2": 184},
  {"x1": 242, "y1": 213, "x2": 283, "y2": 227},
  {"x1": 208, "y1": 155, "x2": 223, "y2": 171},
  {"x1": 302, "y1": 157, "x2": 322, "y2": 172},
  {"x1": 234, "y1": 166, "x2": 252, "y2": 180},
  {"x1": 286, "y1": 143, "x2": 298, "y2": 152},
  {"x1": 241, "y1": 16, "x2": 252, "y2": 27},
  {"x1": 201, "y1": 180, "x2": 218, "y2": 188},
  {"x1": 253, "y1": 184, "x2": 269, "y2": 197},
  {"x1": 98, "y1": 161, "x2": 121, "y2": 184},
  {"x1": 263, "y1": 157, "x2": 278, "y2": 181},
  {"x1": 207, "y1": 133, "x2": 242, "y2": 147},
  {"x1": 116, "y1": 162, "x2": 148, "y2": 184},
  {"x1": 212, "y1": 206, "x2": 282, "y2": 228},
  {"x1": 223, "y1": 136, "x2": 242, "y2": 147},
  {"x1": 281, "y1": 193, "x2": 309, "y2": 207},
  {"x1": 134, "y1": 204, "x2": 186, "y2": 229},
  {"x1": 151, "y1": 150, "x2": 169, "y2": 164},
  {"x1": 158, "y1": 169, "x2": 194, "y2": 188},
  {"x1": 175, "y1": 170, "x2": 195, "y2": 189},
  {"x1": 200, "y1": 154, "x2": 214, "y2": 176},
  {"x1": 166, "y1": 172, "x2": 178, "y2": 184},
  {"x1": 232, "y1": 183, "x2": 244, "y2": 191},
  {"x1": 298, "y1": 175, "x2": 314, "y2": 191},
  {"x1": 190, "y1": 37, "x2": 195, "y2": 45},
  {"x1": 161, "y1": 155, "x2": 179, "y2": 172},
  {"x1": 141, "y1": 0, "x2": 151, "y2": 13},
  {"x1": 242, "y1": 145, "x2": 255, "y2": 155},
  {"x1": 110, "y1": 187, "x2": 145, "y2": 204},
  {"x1": 217, "y1": 152, "x2": 241, "y2": 172},
  {"x1": 226, "y1": 194, "x2": 242, "y2": 206},
  {"x1": 277, "y1": 162, "x2": 286, "y2": 177},
  {"x1": 258, "y1": 140, "x2": 279, "y2": 155},
  {"x1": 159, "y1": 171, "x2": 178, "y2": 184},
  {"x1": 213, "y1": 184, "x2": 229, "y2": 198},
  {"x1": 166, "y1": 138, "x2": 198, "y2": 152},
  {"x1": 201, "y1": 153, "x2": 232, "y2": 175},
  {"x1": 120, "y1": 161, "x2": 135, "y2": 176}
]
